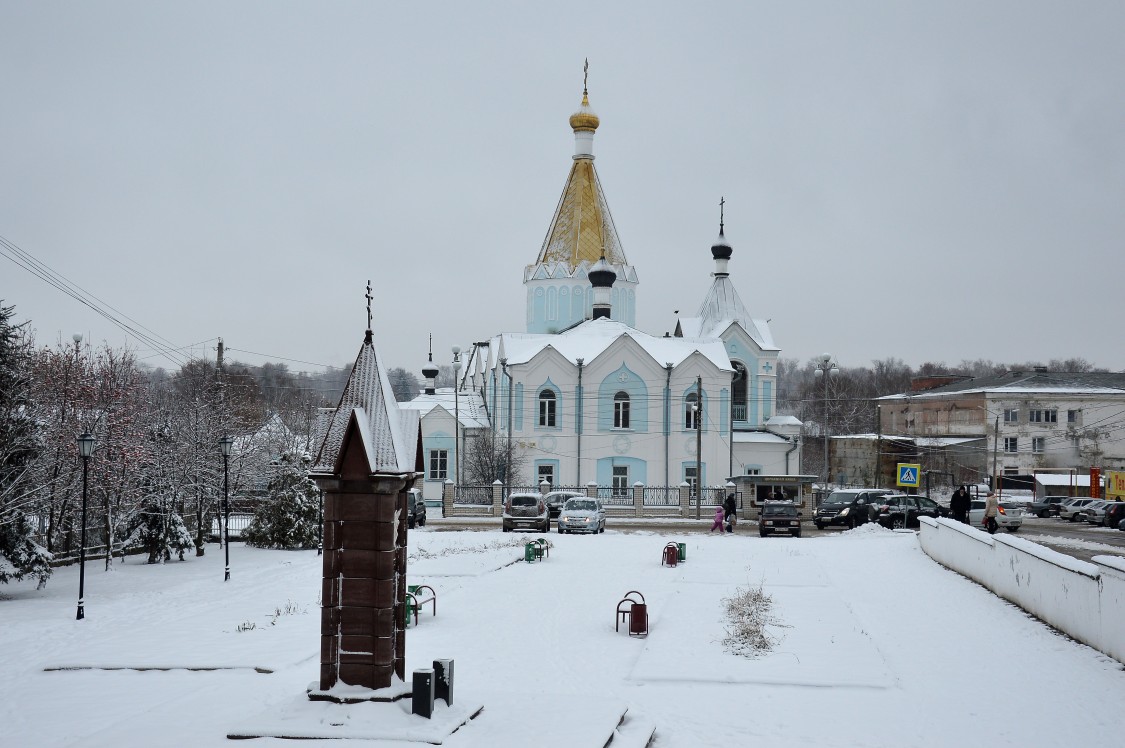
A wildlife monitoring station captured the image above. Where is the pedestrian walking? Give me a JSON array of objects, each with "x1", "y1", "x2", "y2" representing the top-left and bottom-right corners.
[
  {"x1": 983, "y1": 491, "x2": 999, "y2": 534},
  {"x1": 950, "y1": 485, "x2": 971, "y2": 524},
  {"x1": 723, "y1": 493, "x2": 737, "y2": 533},
  {"x1": 710, "y1": 504, "x2": 725, "y2": 533}
]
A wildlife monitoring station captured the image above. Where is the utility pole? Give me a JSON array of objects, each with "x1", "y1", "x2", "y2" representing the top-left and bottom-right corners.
[
  {"x1": 992, "y1": 415, "x2": 999, "y2": 491},
  {"x1": 695, "y1": 375, "x2": 702, "y2": 520},
  {"x1": 217, "y1": 337, "x2": 224, "y2": 369},
  {"x1": 875, "y1": 404, "x2": 882, "y2": 488}
]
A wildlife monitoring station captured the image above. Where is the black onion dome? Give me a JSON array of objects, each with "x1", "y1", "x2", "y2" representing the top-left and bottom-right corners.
[
  {"x1": 588, "y1": 256, "x2": 617, "y2": 288},
  {"x1": 711, "y1": 227, "x2": 733, "y2": 260},
  {"x1": 421, "y1": 356, "x2": 439, "y2": 379}
]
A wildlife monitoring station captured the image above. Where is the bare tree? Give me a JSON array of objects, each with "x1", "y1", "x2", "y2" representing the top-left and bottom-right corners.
[{"x1": 461, "y1": 431, "x2": 528, "y2": 487}]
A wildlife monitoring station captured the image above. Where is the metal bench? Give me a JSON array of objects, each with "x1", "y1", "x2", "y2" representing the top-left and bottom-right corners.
[
  {"x1": 615, "y1": 590, "x2": 648, "y2": 637},
  {"x1": 406, "y1": 584, "x2": 437, "y2": 626}
]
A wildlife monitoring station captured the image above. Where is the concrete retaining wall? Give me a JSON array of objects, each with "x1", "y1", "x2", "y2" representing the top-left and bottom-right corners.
[{"x1": 918, "y1": 517, "x2": 1125, "y2": 665}]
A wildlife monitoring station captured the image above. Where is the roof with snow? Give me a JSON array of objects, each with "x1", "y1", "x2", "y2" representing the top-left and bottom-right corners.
[
  {"x1": 399, "y1": 388, "x2": 490, "y2": 429},
  {"x1": 487, "y1": 318, "x2": 733, "y2": 372},
  {"x1": 732, "y1": 431, "x2": 791, "y2": 444},
  {"x1": 311, "y1": 330, "x2": 415, "y2": 475},
  {"x1": 878, "y1": 371, "x2": 1125, "y2": 400}
]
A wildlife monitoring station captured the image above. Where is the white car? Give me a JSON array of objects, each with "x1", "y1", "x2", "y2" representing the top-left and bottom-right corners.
[
  {"x1": 968, "y1": 500, "x2": 1023, "y2": 533},
  {"x1": 1058, "y1": 498, "x2": 1095, "y2": 522},
  {"x1": 557, "y1": 497, "x2": 606, "y2": 534}
]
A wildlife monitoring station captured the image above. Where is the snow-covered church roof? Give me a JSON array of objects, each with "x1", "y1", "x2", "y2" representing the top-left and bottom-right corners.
[
  {"x1": 399, "y1": 388, "x2": 490, "y2": 429},
  {"x1": 489, "y1": 317, "x2": 733, "y2": 372}
]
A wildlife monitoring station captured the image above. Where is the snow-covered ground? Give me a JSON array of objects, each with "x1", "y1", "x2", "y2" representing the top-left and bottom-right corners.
[{"x1": 2, "y1": 524, "x2": 1124, "y2": 747}]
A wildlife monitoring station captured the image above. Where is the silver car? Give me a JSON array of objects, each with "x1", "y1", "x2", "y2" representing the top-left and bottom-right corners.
[
  {"x1": 557, "y1": 497, "x2": 606, "y2": 534},
  {"x1": 1082, "y1": 500, "x2": 1112, "y2": 525},
  {"x1": 1058, "y1": 498, "x2": 1095, "y2": 522},
  {"x1": 969, "y1": 500, "x2": 1024, "y2": 532},
  {"x1": 502, "y1": 493, "x2": 549, "y2": 533}
]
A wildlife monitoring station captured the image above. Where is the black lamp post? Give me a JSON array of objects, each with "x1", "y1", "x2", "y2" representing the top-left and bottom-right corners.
[
  {"x1": 75, "y1": 432, "x2": 95, "y2": 620},
  {"x1": 219, "y1": 435, "x2": 233, "y2": 581}
]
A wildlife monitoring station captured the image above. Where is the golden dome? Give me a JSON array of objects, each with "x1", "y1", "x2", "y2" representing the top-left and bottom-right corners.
[{"x1": 569, "y1": 92, "x2": 600, "y2": 132}]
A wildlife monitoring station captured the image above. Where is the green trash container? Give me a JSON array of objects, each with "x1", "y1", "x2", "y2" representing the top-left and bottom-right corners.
[
  {"x1": 677, "y1": 542, "x2": 686, "y2": 562},
  {"x1": 524, "y1": 543, "x2": 536, "y2": 563}
]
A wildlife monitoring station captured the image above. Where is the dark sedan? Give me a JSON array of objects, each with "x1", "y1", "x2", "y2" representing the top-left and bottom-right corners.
[{"x1": 873, "y1": 495, "x2": 949, "y2": 529}]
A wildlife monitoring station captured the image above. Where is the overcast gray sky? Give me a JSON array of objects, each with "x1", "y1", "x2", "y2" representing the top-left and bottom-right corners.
[{"x1": 3, "y1": 1, "x2": 1123, "y2": 376}]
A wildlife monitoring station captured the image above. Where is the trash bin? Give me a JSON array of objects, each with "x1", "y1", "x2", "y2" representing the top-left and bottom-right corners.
[
  {"x1": 629, "y1": 603, "x2": 648, "y2": 636},
  {"x1": 524, "y1": 543, "x2": 536, "y2": 563},
  {"x1": 677, "y1": 542, "x2": 686, "y2": 562}
]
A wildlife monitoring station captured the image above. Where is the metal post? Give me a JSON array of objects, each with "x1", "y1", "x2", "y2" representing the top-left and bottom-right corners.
[
  {"x1": 992, "y1": 415, "x2": 999, "y2": 491},
  {"x1": 223, "y1": 450, "x2": 231, "y2": 581},
  {"x1": 76, "y1": 450, "x2": 90, "y2": 620},
  {"x1": 453, "y1": 346, "x2": 462, "y2": 501},
  {"x1": 695, "y1": 375, "x2": 702, "y2": 520}
]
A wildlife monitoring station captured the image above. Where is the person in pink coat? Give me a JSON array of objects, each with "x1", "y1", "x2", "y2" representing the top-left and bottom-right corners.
[{"x1": 710, "y1": 504, "x2": 725, "y2": 532}]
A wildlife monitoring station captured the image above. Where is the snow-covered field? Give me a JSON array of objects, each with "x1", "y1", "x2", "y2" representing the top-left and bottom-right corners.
[{"x1": 2, "y1": 524, "x2": 1124, "y2": 747}]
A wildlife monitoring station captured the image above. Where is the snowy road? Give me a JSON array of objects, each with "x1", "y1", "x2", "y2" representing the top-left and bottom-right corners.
[{"x1": 2, "y1": 526, "x2": 1123, "y2": 747}]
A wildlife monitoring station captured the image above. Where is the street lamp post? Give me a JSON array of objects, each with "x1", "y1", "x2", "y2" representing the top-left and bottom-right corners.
[
  {"x1": 219, "y1": 436, "x2": 234, "y2": 582},
  {"x1": 813, "y1": 353, "x2": 838, "y2": 487},
  {"x1": 452, "y1": 347, "x2": 463, "y2": 515},
  {"x1": 75, "y1": 432, "x2": 95, "y2": 620},
  {"x1": 499, "y1": 357, "x2": 513, "y2": 495}
]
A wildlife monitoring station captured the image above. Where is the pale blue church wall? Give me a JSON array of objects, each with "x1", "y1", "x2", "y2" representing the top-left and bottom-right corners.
[
  {"x1": 531, "y1": 287, "x2": 546, "y2": 332},
  {"x1": 596, "y1": 456, "x2": 647, "y2": 486},
  {"x1": 514, "y1": 383, "x2": 524, "y2": 431},
  {"x1": 720, "y1": 388, "x2": 729, "y2": 433},
  {"x1": 571, "y1": 286, "x2": 585, "y2": 323},
  {"x1": 762, "y1": 381, "x2": 772, "y2": 420},
  {"x1": 597, "y1": 364, "x2": 649, "y2": 432}
]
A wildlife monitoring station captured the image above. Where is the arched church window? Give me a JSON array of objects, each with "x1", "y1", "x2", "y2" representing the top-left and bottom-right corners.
[
  {"x1": 538, "y1": 389, "x2": 556, "y2": 427},
  {"x1": 685, "y1": 392, "x2": 700, "y2": 430},
  {"x1": 732, "y1": 361, "x2": 748, "y2": 422},
  {"x1": 613, "y1": 391, "x2": 631, "y2": 429}
]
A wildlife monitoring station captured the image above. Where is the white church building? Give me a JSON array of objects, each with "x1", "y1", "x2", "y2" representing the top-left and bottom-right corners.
[{"x1": 410, "y1": 83, "x2": 802, "y2": 503}]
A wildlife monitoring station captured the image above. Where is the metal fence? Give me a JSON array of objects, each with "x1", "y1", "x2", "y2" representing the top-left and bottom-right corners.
[
  {"x1": 595, "y1": 486, "x2": 633, "y2": 506},
  {"x1": 455, "y1": 485, "x2": 493, "y2": 505},
  {"x1": 643, "y1": 486, "x2": 679, "y2": 506}
]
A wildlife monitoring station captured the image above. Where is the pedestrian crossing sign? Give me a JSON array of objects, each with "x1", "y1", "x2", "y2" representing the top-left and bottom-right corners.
[{"x1": 897, "y1": 463, "x2": 921, "y2": 488}]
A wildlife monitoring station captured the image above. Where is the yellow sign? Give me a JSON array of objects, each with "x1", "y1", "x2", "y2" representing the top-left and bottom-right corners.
[
  {"x1": 897, "y1": 463, "x2": 921, "y2": 488},
  {"x1": 1107, "y1": 471, "x2": 1125, "y2": 500}
]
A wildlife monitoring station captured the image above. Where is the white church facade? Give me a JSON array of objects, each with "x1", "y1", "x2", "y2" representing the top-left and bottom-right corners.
[{"x1": 411, "y1": 82, "x2": 802, "y2": 503}]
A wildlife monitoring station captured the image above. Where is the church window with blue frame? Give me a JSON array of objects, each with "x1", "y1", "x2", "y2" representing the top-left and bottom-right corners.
[
  {"x1": 538, "y1": 389, "x2": 557, "y2": 427},
  {"x1": 428, "y1": 449, "x2": 448, "y2": 481},
  {"x1": 685, "y1": 392, "x2": 700, "y2": 430},
  {"x1": 613, "y1": 391, "x2": 630, "y2": 429}
]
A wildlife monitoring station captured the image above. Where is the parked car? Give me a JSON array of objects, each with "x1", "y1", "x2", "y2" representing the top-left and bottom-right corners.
[
  {"x1": 407, "y1": 489, "x2": 427, "y2": 529},
  {"x1": 1103, "y1": 501, "x2": 1125, "y2": 530},
  {"x1": 557, "y1": 497, "x2": 606, "y2": 534},
  {"x1": 873, "y1": 494, "x2": 948, "y2": 529},
  {"x1": 968, "y1": 500, "x2": 1024, "y2": 532},
  {"x1": 544, "y1": 490, "x2": 585, "y2": 518},
  {"x1": 759, "y1": 502, "x2": 802, "y2": 537},
  {"x1": 1028, "y1": 495, "x2": 1070, "y2": 518},
  {"x1": 502, "y1": 492, "x2": 549, "y2": 533},
  {"x1": 813, "y1": 489, "x2": 893, "y2": 530},
  {"x1": 1058, "y1": 498, "x2": 1095, "y2": 522},
  {"x1": 1083, "y1": 500, "x2": 1114, "y2": 526}
]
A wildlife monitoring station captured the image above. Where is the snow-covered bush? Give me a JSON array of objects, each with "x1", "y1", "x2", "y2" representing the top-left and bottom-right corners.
[
  {"x1": 0, "y1": 511, "x2": 52, "y2": 587},
  {"x1": 118, "y1": 496, "x2": 194, "y2": 563},
  {"x1": 721, "y1": 583, "x2": 786, "y2": 657},
  {"x1": 242, "y1": 452, "x2": 321, "y2": 550}
]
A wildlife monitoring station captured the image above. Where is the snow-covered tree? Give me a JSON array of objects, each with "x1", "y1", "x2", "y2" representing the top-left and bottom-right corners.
[
  {"x1": 242, "y1": 452, "x2": 321, "y2": 549},
  {"x1": 0, "y1": 303, "x2": 52, "y2": 586},
  {"x1": 118, "y1": 495, "x2": 194, "y2": 563}
]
